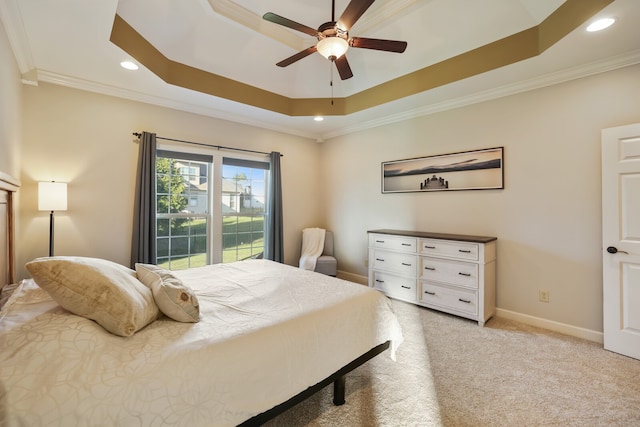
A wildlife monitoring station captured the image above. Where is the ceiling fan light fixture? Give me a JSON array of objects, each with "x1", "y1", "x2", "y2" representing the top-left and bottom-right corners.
[{"x1": 317, "y1": 36, "x2": 349, "y2": 60}]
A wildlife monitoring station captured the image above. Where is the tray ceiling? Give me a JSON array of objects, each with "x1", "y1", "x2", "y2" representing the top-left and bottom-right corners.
[{"x1": 1, "y1": 0, "x2": 639, "y2": 140}]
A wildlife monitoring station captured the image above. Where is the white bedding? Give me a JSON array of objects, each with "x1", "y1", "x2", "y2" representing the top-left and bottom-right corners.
[{"x1": 0, "y1": 259, "x2": 403, "y2": 426}]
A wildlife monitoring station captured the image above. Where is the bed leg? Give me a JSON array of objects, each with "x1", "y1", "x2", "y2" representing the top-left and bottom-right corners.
[{"x1": 333, "y1": 375, "x2": 345, "y2": 405}]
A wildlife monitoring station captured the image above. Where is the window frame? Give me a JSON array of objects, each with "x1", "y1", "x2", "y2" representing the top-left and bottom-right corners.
[
  {"x1": 220, "y1": 156, "x2": 269, "y2": 263},
  {"x1": 156, "y1": 142, "x2": 270, "y2": 268}
]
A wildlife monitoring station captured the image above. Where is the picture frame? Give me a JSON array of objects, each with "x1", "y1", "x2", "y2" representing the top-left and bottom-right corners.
[{"x1": 382, "y1": 147, "x2": 504, "y2": 193}]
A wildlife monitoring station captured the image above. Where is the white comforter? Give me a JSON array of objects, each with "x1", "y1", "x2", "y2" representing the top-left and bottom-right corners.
[{"x1": 0, "y1": 260, "x2": 403, "y2": 426}]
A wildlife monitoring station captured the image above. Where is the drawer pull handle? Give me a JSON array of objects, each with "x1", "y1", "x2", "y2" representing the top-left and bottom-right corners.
[
  {"x1": 401, "y1": 263, "x2": 412, "y2": 266},
  {"x1": 375, "y1": 279, "x2": 384, "y2": 283},
  {"x1": 459, "y1": 249, "x2": 472, "y2": 253},
  {"x1": 458, "y1": 298, "x2": 472, "y2": 304},
  {"x1": 424, "y1": 267, "x2": 436, "y2": 271},
  {"x1": 401, "y1": 243, "x2": 411, "y2": 246},
  {"x1": 424, "y1": 290, "x2": 436, "y2": 295},
  {"x1": 376, "y1": 240, "x2": 385, "y2": 243},
  {"x1": 401, "y1": 285, "x2": 411, "y2": 290},
  {"x1": 424, "y1": 245, "x2": 436, "y2": 249},
  {"x1": 458, "y1": 272, "x2": 471, "y2": 277},
  {"x1": 376, "y1": 258, "x2": 385, "y2": 262}
]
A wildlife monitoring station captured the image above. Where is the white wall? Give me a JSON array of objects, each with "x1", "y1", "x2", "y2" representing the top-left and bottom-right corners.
[
  {"x1": 322, "y1": 64, "x2": 640, "y2": 335},
  {"x1": 0, "y1": 18, "x2": 21, "y2": 179},
  {"x1": 18, "y1": 83, "x2": 322, "y2": 279}
]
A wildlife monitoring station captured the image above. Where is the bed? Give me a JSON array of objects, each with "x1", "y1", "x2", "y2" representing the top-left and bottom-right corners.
[{"x1": 0, "y1": 177, "x2": 403, "y2": 426}]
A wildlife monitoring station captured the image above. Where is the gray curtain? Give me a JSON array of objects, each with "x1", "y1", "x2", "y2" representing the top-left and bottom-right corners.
[
  {"x1": 130, "y1": 131, "x2": 157, "y2": 267},
  {"x1": 265, "y1": 151, "x2": 284, "y2": 263}
]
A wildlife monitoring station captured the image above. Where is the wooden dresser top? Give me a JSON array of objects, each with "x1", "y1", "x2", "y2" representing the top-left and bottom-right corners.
[{"x1": 368, "y1": 229, "x2": 497, "y2": 244}]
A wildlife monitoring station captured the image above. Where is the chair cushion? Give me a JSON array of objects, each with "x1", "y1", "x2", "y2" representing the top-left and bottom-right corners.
[{"x1": 315, "y1": 255, "x2": 337, "y2": 276}]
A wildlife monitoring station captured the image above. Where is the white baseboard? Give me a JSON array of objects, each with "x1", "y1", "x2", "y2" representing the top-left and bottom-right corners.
[
  {"x1": 336, "y1": 270, "x2": 368, "y2": 285},
  {"x1": 495, "y1": 308, "x2": 604, "y2": 344},
  {"x1": 335, "y1": 271, "x2": 604, "y2": 344}
]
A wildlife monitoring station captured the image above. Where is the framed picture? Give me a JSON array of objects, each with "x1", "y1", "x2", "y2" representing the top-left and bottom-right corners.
[{"x1": 382, "y1": 147, "x2": 504, "y2": 193}]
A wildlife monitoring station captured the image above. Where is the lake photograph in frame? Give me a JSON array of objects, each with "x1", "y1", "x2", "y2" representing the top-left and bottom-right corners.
[{"x1": 382, "y1": 147, "x2": 504, "y2": 193}]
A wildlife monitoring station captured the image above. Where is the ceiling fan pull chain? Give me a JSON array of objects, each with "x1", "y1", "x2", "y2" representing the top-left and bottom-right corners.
[{"x1": 330, "y1": 63, "x2": 334, "y2": 106}]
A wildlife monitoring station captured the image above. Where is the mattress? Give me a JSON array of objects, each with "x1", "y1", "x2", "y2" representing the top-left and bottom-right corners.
[{"x1": 0, "y1": 259, "x2": 403, "y2": 426}]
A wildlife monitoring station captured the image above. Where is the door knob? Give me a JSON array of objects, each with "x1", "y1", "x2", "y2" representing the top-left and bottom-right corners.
[{"x1": 607, "y1": 246, "x2": 629, "y2": 254}]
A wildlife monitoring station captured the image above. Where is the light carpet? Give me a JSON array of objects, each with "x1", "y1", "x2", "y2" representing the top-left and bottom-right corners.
[{"x1": 264, "y1": 299, "x2": 640, "y2": 426}]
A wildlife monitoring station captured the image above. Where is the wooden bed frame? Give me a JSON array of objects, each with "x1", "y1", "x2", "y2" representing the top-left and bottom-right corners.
[
  {"x1": 0, "y1": 171, "x2": 20, "y2": 288},
  {"x1": 0, "y1": 170, "x2": 391, "y2": 425}
]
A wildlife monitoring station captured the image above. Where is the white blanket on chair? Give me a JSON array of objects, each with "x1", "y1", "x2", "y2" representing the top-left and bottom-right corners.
[{"x1": 299, "y1": 228, "x2": 326, "y2": 271}]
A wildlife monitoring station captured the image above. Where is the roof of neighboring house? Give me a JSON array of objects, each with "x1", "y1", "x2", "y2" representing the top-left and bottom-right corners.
[{"x1": 222, "y1": 178, "x2": 243, "y2": 194}]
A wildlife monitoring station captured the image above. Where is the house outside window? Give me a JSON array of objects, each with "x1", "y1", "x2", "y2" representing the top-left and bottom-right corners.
[
  {"x1": 155, "y1": 149, "x2": 269, "y2": 270},
  {"x1": 221, "y1": 157, "x2": 267, "y2": 263}
]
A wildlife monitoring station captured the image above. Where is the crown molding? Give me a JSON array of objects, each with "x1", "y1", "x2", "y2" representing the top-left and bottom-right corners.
[
  {"x1": 31, "y1": 49, "x2": 640, "y2": 142},
  {"x1": 35, "y1": 69, "x2": 321, "y2": 141},
  {"x1": 350, "y1": 0, "x2": 421, "y2": 34},
  {"x1": 205, "y1": 0, "x2": 306, "y2": 51},
  {"x1": 320, "y1": 50, "x2": 640, "y2": 140},
  {"x1": 0, "y1": 0, "x2": 35, "y2": 74}
]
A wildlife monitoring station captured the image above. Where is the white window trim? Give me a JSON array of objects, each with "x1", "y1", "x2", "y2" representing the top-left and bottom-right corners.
[{"x1": 157, "y1": 141, "x2": 269, "y2": 265}]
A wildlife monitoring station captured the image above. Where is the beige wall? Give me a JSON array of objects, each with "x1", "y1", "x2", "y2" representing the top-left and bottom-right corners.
[
  {"x1": 18, "y1": 83, "x2": 322, "y2": 279},
  {"x1": 322, "y1": 64, "x2": 640, "y2": 334},
  {"x1": 0, "y1": 18, "x2": 21, "y2": 179},
  {"x1": 5, "y1": 6, "x2": 640, "y2": 337}
]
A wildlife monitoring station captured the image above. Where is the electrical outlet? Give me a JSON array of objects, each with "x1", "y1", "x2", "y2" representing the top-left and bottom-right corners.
[
  {"x1": 539, "y1": 290, "x2": 550, "y2": 303},
  {"x1": 364, "y1": 258, "x2": 369, "y2": 267}
]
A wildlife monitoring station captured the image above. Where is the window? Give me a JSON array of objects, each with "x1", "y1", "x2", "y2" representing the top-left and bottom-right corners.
[
  {"x1": 155, "y1": 149, "x2": 269, "y2": 270},
  {"x1": 156, "y1": 151, "x2": 211, "y2": 270},
  {"x1": 221, "y1": 157, "x2": 268, "y2": 263}
]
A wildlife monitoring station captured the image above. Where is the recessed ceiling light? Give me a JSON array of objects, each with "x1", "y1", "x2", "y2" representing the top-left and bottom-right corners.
[
  {"x1": 587, "y1": 17, "x2": 615, "y2": 32},
  {"x1": 120, "y1": 61, "x2": 139, "y2": 70},
  {"x1": 314, "y1": 116, "x2": 324, "y2": 122}
]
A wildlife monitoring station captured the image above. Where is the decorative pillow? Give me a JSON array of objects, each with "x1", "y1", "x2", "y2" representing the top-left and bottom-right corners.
[
  {"x1": 135, "y1": 263, "x2": 200, "y2": 323},
  {"x1": 25, "y1": 257, "x2": 159, "y2": 336}
]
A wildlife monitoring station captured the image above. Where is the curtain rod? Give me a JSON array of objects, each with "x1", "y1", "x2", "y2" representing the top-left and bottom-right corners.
[{"x1": 132, "y1": 132, "x2": 282, "y2": 157}]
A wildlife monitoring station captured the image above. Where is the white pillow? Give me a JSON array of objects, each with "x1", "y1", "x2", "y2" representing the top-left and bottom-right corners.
[
  {"x1": 135, "y1": 263, "x2": 200, "y2": 323},
  {"x1": 25, "y1": 256, "x2": 159, "y2": 337}
]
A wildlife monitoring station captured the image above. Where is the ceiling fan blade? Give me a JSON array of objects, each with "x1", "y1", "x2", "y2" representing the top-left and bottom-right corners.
[
  {"x1": 338, "y1": 0, "x2": 375, "y2": 30},
  {"x1": 263, "y1": 12, "x2": 319, "y2": 37},
  {"x1": 334, "y1": 55, "x2": 353, "y2": 80},
  {"x1": 350, "y1": 37, "x2": 407, "y2": 53},
  {"x1": 276, "y1": 46, "x2": 318, "y2": 67}
]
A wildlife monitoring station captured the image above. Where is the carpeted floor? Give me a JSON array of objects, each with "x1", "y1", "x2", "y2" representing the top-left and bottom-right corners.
[{"x1": 264, "y1": 299, "x2": 640, "y2": 426}]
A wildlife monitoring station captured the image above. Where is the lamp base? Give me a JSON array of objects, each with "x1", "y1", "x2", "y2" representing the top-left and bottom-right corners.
[{"x1": 49, "y1": 210, "x2": 54, "y2": 257}]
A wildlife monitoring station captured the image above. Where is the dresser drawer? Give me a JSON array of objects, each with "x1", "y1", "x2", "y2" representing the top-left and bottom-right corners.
[
  {"x1": 371, "y1": 234, "x2": 417, "y2": 253},
  {"x1": 419, "y1": 239, "x2": 478, "y2": 261},
  {"x1": 420, "y1": 282, "x2": 478, "y2": 316},
  {"x1": 420, "y1": 257, "x2": 478, "y2": 288},
  {"x1": 373, "y1": 250, "x2": 417, "y2": 276},
  {"x1": 373, "y1": 271, "x2": 417, "y2": 302}
]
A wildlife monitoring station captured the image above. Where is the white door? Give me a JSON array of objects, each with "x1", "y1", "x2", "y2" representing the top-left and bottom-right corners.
[{"x1": 602, "y1": 123, "x2": 640, "y2": 360}]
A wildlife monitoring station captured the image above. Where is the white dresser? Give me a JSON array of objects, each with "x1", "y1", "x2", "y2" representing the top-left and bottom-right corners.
[{"x1": 368, "y1": 229, "x2": 497, "y2": 326}]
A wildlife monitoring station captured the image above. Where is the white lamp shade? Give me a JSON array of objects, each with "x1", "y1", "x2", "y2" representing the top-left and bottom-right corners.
[
  {"x1": 38, "y1": 182, "x2": 68, "y2": 211},
  {"x1": 316, "y1": 37, "x2": 349, "y2": 60}
]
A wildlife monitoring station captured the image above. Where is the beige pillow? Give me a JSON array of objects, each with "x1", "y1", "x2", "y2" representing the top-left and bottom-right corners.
[
  {"x1": 135, "y1": 263, "x2": 200, "y2": 323},
  {"x1": 25, "y1": 257, "x2": 159, "y2": 336}
]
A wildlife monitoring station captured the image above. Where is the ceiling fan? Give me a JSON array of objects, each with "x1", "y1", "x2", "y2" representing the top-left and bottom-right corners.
[{"x1": 262, "y1": 0, "x2": 407, "y2": 80}]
